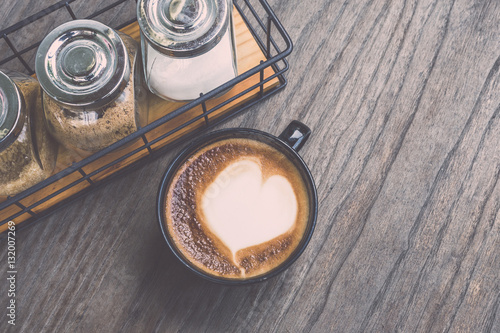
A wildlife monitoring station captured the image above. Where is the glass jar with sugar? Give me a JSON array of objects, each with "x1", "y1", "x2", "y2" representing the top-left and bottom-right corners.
[
  {"x1": 35, "y1": 20, "x2": 149, "y2": 155},
  {"x1": 137, "y1": 0, "x2": 238, "y2": 101},
  {"x1": 0, "y1": 70, "x2": 57, "y2": 197}
]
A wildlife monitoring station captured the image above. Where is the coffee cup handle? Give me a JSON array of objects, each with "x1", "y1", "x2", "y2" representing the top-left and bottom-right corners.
[{"x1": 278, "y1": 120, "x2": 312, "y2": 152}]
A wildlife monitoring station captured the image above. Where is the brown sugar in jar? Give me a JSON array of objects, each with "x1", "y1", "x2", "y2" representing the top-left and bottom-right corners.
[
  {"x1": 36, "y1": 20, "x2": 148, "y2": 155},
  {"x1": 0, "y1": 70, "x2": 57, "y2": 197}
]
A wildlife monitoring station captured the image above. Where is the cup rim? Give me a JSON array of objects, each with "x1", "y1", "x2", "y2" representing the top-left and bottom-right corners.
[{"x1": 156, "y1": 127, "x2": 318, "y2": 285}]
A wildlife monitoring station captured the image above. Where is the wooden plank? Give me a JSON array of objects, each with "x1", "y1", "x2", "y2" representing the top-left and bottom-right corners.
[{"x1": 6, "y1": 0, "x2": 500, "y2": 333}]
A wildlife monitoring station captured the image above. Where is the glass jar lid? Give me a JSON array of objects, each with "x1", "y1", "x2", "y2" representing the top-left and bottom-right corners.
[
  {"x1": 35, "y1": 19, "x2": 130, "y2": 108},
  {"x1": 0, "y1": 70, "x2": 24, "y2": 151},
  {"x1": 137, "y1": 0, "x2": 230, "y2": 58}
]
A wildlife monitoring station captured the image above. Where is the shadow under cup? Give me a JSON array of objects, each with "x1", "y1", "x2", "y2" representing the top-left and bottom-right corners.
[{"x1": 157, "y1": 121, "x2": 318, "y2": 284}]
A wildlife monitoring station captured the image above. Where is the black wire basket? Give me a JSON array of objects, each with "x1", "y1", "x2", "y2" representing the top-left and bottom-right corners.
[{"x1": 0, "y1": 0, "x2": 292, "y2": 232}]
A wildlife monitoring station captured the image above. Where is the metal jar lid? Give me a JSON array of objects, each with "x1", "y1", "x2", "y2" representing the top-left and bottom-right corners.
[
  {"x1": 0, "y1": 70, "x2": 25, "y2": 152},
  {"x1": 35, "y1": 19, "x2": 130, "y2": 109},
  {"x1": 137, "y1": 0, "x2": 230, "y2": 58}
]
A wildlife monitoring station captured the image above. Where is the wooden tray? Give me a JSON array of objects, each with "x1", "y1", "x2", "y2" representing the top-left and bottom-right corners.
[{"x1": 0, "y1": 9, "x2": 279, "y2": 232}]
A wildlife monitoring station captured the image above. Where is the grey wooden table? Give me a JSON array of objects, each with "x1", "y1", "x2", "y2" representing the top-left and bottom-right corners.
[{"x1": 1, "y1": 0, "x2": 499, "y2": 332}]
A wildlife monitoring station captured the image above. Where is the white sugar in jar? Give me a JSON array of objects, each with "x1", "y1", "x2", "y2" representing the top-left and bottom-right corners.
[{"x1": 137, "y1": 0, "x2": 238, "y2": 101}]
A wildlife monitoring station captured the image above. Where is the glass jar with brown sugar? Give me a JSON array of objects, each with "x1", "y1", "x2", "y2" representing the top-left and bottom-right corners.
[
  {"x1": 0, "y1": 70, "x2": 57, "y2": 197},
  {"x1": 35, "y1": 20, "x2": 148, "y2": 155}
]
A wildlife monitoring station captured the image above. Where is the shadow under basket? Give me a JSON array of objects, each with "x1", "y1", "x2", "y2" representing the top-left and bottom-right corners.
[{"x1": 0, "y1": 0, "x2": 293, "y2": 233}]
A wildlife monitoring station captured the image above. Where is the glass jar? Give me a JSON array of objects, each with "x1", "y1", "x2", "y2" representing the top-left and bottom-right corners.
[
  {"x1": 35, "y1": 20, "x2": 148, "y2": 155},
  {"x1": 137, "y1": 0, "x2": 238, "y2": 101},
  {"x1": 0, "y1": 70, "x2": 57, "y2": 197}
]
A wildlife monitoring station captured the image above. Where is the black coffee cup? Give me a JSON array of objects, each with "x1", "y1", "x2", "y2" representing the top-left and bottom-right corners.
[{"x1": 157, "y1": 120, "x2": 317, "y2": 284}]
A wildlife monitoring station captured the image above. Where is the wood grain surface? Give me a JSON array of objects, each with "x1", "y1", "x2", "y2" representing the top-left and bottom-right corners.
[{"x1": 1, "y1": 0, "x2": 499, "y2": 332}]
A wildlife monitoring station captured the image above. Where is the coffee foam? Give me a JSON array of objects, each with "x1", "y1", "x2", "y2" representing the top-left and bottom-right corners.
[
  {"x1": 201, "y1": 158, "x2": 298, "y2": 256},
  {"x1": 164, "y1": 138, "x2": 309, "y2": 279}
]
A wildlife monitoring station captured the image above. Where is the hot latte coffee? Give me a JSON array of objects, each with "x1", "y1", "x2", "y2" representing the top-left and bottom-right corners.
[{"x1": 163, "y1": 136, "x2": 310, "y2": 280}]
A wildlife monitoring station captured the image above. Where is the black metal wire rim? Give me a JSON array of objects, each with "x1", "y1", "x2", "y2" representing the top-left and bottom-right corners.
[
  {"x1": 0, "y1": 0, "x2": 293, "y2": 229},
  {"x1": 3, "y1": 78, "x2": 288, "y2": 235}
]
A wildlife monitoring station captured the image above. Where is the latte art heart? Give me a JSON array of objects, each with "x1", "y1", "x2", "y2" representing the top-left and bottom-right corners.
[{"x1": 201, "y1": 159, "x2": 298, "y2": 255}]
